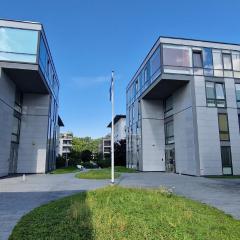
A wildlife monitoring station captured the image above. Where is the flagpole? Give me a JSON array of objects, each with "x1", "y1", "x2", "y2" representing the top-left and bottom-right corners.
[{"x1": 111, "y1": 71, "x2": 115, "y2": 184}]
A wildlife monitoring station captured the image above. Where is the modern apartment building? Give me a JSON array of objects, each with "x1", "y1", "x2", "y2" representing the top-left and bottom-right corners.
[
  {"x1": 59, "y1": 132, "x2": 73, "y2": 158},
  {"x1": 107, "y1": 115, "x2": 126, "y2": 142},
  {"x1": 126, "y1": 36, "x2": 240, "y2": 176},
  {"x1": 0, "y1": 19, "x2": 60, "y2": 177}
]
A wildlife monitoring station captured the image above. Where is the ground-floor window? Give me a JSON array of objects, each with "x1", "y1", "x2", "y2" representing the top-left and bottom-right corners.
[{"x1": 221, "y1": 146, "x2": 233, "y2": 175}]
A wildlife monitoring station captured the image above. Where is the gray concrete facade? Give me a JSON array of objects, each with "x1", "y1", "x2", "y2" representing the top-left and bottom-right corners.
[
  {"x1": 126, "y1": 36, "x2": 240, "y2": 176},
  {"x1": 0, "y1": 19, "x2": 60, "y2": 177}
]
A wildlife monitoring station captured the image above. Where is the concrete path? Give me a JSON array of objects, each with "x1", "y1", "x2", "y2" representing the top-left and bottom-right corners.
[
  {"x1": 118, "y1": 172, "x2": 240, "y2": 220},
  {"x1": 1, "y1": 172, "x2": 240, "y2": 239},
  {"x1": 0, "y1": 173, "x2": 108, "y2": 240}
]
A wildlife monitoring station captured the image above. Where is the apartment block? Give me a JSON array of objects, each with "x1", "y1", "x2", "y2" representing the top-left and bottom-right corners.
[
  {"x1": 126, "y1": 36, "x2": 240, "y2": 176},
  {"x1": 0, "y1": 19, "x2": 60, "y2": 177},
  {"x1": 59, "y1": 132, "x2": 73, "y2": 158}
]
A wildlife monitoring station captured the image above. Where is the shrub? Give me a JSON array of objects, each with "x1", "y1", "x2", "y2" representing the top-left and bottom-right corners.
[
  {"x1": 81, "y1": 150, "x2": 92, "y2": 162},
  {"x1": 96, "y1": 159, "x2": 111, "y2": 168},
  {"x1": 82, "y1": 162, "x2": 98, "y2": 169}
]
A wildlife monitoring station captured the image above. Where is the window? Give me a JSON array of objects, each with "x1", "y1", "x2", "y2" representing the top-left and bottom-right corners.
[
  {"x1": 193, "y1": 50, "x2": 203, "y2": 75},
  {"x1": 164, "y1": 95, "x2": 173, "y2": 115},
  {"x1": 135, "y1": 78, "x2": 139, "y2": 94},
  {"x1": 165, "y1": 121, "x2": 174, "y2": 144},
  {"x1": 150, "y1": 47, "x2": 160, "y2": 81},
  {"x1": 221, "y1": 146, "x2": 232, "y2": 175},
  {"x1": 0, "y1": 27, "x2": 38, "y2": 63},
  {"x1": 232, "y1": 51, "x2": 240, "y2": 78},
  {"x1": 212, "y1": 50, "x2": 223, "y2": 77},
  {"x1": 218, "y1": 114, "x2": 230, "y2": 141},
  {"x1": 223, "y1": 53, "x2": 233, "y2": 77},
  {"x1": 206, "y1": 82, "x2": 226, "y2": 107},
  {"x1": 235, "y1": 84, "x2": 240, "y2": 108},
  {"x1": 163, "y1": 44, "x2": 192, "y2": 74},
  {"x1": 203, "y1": 48, "x2": 213, "y2": 76}
]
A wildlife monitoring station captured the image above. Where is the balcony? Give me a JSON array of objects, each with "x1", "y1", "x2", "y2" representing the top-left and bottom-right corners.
[{"x1": 0, "y1": 20, "x2": 59, "y2": 99}]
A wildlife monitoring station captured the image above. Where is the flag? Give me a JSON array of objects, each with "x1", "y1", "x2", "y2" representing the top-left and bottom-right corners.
[{"x1": 109, "y1": 71, "x2": 114, "y2": 101}]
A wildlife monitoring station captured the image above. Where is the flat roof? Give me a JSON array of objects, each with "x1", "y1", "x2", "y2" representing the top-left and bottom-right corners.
[
  {"x1": 127, "y1": 36, "x2": 240, "y2": 89},
  {"x1": 107, "y1": 114, "x2": 126, "y2": 128}
]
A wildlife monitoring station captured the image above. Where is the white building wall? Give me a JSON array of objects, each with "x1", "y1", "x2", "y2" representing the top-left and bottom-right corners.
[
  {"x1": 114, "y1": 118, "x2": 126, "y2": 142},
  {"x1": 17, "y1": 94, "x2": 50, "y2": 173},
  {"x1": 0, "y1": 69, "x2": 15, "y2": 177},
  {"x1": 173, "y1": 82, "x2": 197, "y2": 175},
  {"x1": 141, "y1": 99, "x2": 165, "y2": 171},
  {"x1": 225, "y1": 78, "x2": 240, "y2": 175}
]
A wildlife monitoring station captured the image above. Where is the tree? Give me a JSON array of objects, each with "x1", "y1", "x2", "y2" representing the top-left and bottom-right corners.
[
  {"x1": 81, "y1": 150, "x2": 92, "y2": 162},
  {"x1": 114, "y1": 139, "x2": 126, "y2": 166}
]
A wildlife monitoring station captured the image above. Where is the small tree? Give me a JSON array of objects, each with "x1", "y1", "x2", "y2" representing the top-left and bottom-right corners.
[{"x1": 81, "y1": 150, "x2": 92, "y2": 162}]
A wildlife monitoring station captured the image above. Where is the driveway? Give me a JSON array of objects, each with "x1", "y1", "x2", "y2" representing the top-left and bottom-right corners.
[
  {"x1": 0, "y1": 173, "x2": 108, "y2": 240},
  {"x1": 1, "y1": 172, "x2": 240, "y2": 239}
]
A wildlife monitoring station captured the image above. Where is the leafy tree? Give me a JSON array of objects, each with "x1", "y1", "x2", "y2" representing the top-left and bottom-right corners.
[
  {"x1": 81, "y1": 150, "x2": 92, "y2": 162},
  {"x1": 114, "y1": 139, "x2": 126, "y2": 166}
]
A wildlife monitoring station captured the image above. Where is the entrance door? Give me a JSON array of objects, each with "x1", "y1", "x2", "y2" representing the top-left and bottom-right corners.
[
  {"x1": 165, "y1": 148, "x2": 175, "y2": 173},
  {"x1": 9, "y1": 143, "x2": 19, "y2": 174}
]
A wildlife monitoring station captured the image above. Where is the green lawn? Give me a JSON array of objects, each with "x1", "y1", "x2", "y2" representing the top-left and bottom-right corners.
[
  {"x1": 50, "y1": 166, "x2": 79, "y2": 174},
  {"x1": 113, "y1": 166, "x2": 137, "y2": 173},
  {"x1": 75, "y1": 169, "x2": 121, "y2": 179},
  {"x1": 9, "y1": 186, "x2": 240, "y2": 240}
]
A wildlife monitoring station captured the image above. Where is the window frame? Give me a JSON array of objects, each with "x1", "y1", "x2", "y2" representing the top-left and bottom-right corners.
[
  {"x1": 205, "y1": 81, "x2": 226, "y2": 108},
  {"x1": 235, "y1": 83, "x2": 240, "y2": 108},
  {"x1": 221, "y1": 146, "x2": 233, "y2": 175},
  {"x1": 165, "y1": 120, "x2": 174, "y2": 145}
]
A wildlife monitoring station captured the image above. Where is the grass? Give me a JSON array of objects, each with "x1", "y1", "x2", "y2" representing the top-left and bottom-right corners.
[
  {"x1": 10, "y1": 186, "x2": 240, "y2": 240},
  {"x1": 75, "y1": 169, "x2": 121, "y2": 179},
  {"x1": 75, "y1": 166, "x2": 136, "y2": 179},
  {"x1": 50, "y1": 166, "x2": 79, "y2": 174}
]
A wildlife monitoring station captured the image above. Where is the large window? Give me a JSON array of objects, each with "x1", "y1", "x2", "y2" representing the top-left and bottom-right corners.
[
  {"x1": 0, "y1": 27, "x2": 38, "y2": 63},
  {"x1": 203, "y1": 48, "x2": 213, "y2": 76},
  {"x1": 223, "y1": 53, "x2": 233, "y2": 77},
  {"x1": 221, "y1": 146, "x2": 232, "y2": 175},
  {"x1": 212, "y1": 50, "x2": 223, "y2": 77},
  {"x1": 218, "y1": 113, "x2": 230, "y2": 141},
  {"x1": 232, "y1": 51, "x2": 240, "y2": 78},
  {"x1": 235, "y1": 84, "x2": 240, "y2": 108},
  {"x1": 163, "y1": 44, "x2": 192, "y2": 74},
  {"x1": 206, "y1": 82, "x2": 226, "y2": 107},
  {"x1": 150, "y1": 47, "x2": 160, "y2": 81},
  {"x1": 164, "y1": 95, "x2": 173, "y2": 117},
  {"x1": 193, "y1": 50, "x2": 203, "y2": 75},
  {"x1": 165, "y1": 120, "x2": 174, "y2": 145}
]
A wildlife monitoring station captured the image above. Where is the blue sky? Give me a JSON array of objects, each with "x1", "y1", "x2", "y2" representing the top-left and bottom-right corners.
[{"x1": 0, "y1": 0, "x2": 239, "y2": 138}]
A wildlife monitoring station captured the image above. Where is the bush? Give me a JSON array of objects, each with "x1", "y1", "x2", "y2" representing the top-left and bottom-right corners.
[
  {"x1": 82, "y1": 162, "x2": 98, "y2": 169},
  {"x1": 56, "y1": 155, "x2": 66, "y2": 168},
  {"x1": 96, "y1": 159, "x2": 111, "y2": 168}
]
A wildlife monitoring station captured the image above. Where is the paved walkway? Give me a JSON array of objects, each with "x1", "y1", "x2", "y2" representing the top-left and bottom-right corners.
[
  {"x1": 1, "y1": 172, "x2": 240, "y2": 239},
  {"x1": 0, "y1": 173, "x2": 108, "y2": 240}
]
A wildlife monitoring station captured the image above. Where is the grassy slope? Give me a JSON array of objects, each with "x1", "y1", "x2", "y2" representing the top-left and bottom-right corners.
[
  {"x1": 50, "y1": 166, "x2": 79, "y2": 174},
  {"x1": 10, "y1": 186, "x2": 240, "y2": 240}
]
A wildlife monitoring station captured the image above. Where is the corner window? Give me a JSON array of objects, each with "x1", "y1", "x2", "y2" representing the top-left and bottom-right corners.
[
  {"x1": 221, "y1": 146, "x2": 232, "y2": 175},
  {"x1": 163, "y1": 44, "x2": 192, "y2": 74},
  {"x1": 235, "y1": 84, "x2": 240, "y2": 108},
  {"x1": 218, "y1": 113, "x2": 230, "y2": 141},
  {"x1": 165, "y1": 120, "x2": 174, "y2": 145},
  {"x1": 206, "y1": 82, "x2": 226, "y2": 107}
]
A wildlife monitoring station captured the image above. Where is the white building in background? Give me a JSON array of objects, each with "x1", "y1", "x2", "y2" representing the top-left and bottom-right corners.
[
  {"x1": 98, "y1": 134, "x2": 111, "y2": 157},
  {"x1": 107, "y1": 115, "x2": 126, "y2": 142},
  {"x1": 59, "y1": 133, "x2": 73, "y2": 158}
]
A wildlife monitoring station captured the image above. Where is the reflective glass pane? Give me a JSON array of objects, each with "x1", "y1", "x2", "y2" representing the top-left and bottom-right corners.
[
  {"x1": 232, "y1": 51, "x2": 240, "y2": 71},
  {"x1": 221, "y1": 147, "x2": 232, "y2": 167},
  {"x1": 206, "y1": 82, "x2": 215, "y2": 99},
  {"x1": 223, "y1": 54, "x2": 232, "y2": 70},
  {"x1": 215, "y1": 83, "x2": 225, "y2": 100},
  {"x1": 207, "y1": 99, "x2": 215, "y2": 107},
  {"x1": 213, "y1": 50, "x2": 223, "y2": 70},
  {"x1": 39, "y1": 36, "x2": 47, "y2": 71},
  {"x1": 218, "y1": 114, "x2": 229, "y2": 132},
  {"x1": 236, "y1": 84, "x2": 240, "y2": 101},
  {"x1": 193, "y1": 52, "x2": 203, "y2": 68},
  {"x1": 0, "y1": 51, "x2": 36, "y2": 63},
  {"x1": 203, "y1": 48, "x2": 213, "y2": 72},
  {"x1": 150, "y1": 47, "x2": 160, "y2": 77}
]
